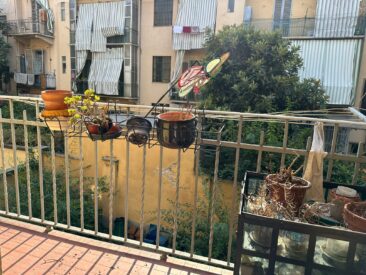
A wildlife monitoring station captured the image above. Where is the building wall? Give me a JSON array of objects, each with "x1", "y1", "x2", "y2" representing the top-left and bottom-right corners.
[
  {"x1": 41, "y1": 136, "x2": 234, "y2": 230},
  {"x1": 4, "y1": 0, "x2": 72, "y2": 94}
]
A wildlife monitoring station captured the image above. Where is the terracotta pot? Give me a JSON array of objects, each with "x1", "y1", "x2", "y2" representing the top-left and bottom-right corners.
[
  {"x1": 265, "y1": 174, "x2": 311, "y2": 213},
  {"x1": 344, "y1": 201, "x2": 366, "y2": 233},
  {"x1": 330, "y1": 188, "x2": 360, "y2": 204},
  {"x1": 156, "y1": 112, "x2": 196, "y2": 149},
  {"x1": 41, "y1": 90, "x2": 72, "y2": 110},
  {"x1": 86, "y1": 122, "x2": 122, "y2": 141}
]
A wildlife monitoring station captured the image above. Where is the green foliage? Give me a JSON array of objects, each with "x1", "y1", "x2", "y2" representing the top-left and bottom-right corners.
[
  {"x1": 0, "y1": 154, "x2": 108, "y2": 230},
  {"x1": 201, "y1": 26, "x2": 328, "y2": 112},
  {"x1": 161, "y1": 179, "x2": 235, "y2": 261},
  {"x1": 0, "y1": 18, "x2": 10, "y2": 78}
]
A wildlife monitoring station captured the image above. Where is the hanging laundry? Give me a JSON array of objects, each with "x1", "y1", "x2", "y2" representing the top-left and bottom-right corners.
[
  {"x1": 27, "y1": 74, "x2": 35, "y2": 86},
  {"x1": 173, "y1": 25, "x2": 183, "y2": 33},
  {"x1": 182, "y1": 26, "x2": 192, "y2": 33},
  {"x1": 191, "y1": 26, "x2": 200, "y2": 33}
]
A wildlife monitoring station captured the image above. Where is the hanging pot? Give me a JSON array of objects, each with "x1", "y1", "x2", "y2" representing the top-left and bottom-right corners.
[
  {"x1": 126, "y1": 116, "x2": 152, "y2": 146},
  {"x1": 156, "y1": 112, "x2": 196, "y2": 149},
  {"x1": 85, "y1": 121, "x2": 122, "y2": 141},
  {"x1": 41, "y1": 90, "x2": 72, "y2": 110}
]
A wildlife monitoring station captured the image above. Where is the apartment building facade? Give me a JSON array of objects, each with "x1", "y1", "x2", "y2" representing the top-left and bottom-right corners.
[{"x1": 2, "y1": 0, "x2": 366, "y2": 109}]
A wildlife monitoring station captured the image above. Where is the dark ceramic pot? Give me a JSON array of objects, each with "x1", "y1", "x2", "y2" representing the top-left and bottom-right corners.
[
  {"x1": 156, "y1": 112, "x2": 196, "y2": 149},
  {"x1": 126, "y1": 116, "x2": 152, "y2": 146}
]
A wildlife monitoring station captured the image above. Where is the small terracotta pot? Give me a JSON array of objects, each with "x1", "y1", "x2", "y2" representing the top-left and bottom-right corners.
[
  {"x1": 265, "y1": 174, "x2": 311, "y2": 213},
  {"x1": 41, "y1": 90, "x2": 72, "y2": 110},
  {"x1": 344, "y1": 201, "x2": 366, "y2": 233},
  {"x1": 330, "y1": 188, "x2": 360, "y2": 204}
]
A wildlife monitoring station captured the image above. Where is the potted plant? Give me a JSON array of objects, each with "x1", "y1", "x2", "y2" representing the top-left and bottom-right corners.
[
  {"x1": 156, "y1": 111, "x2": 196, "y2": 149},
  {"x1": 343, "y1": 201, "x2": 366, "y2": 233},
  {"x1": 247, "y1": 185, "x2": 294, "y2": 248},
  {"x1": 265, "y1": 166, "x2": 311, "y2": 214},
  {"x1": 40, "y1": 90, "x2": 72, "y2": 132},
  {"x1": 64, "y1": 89, "x2": 122, "y2": 141}
]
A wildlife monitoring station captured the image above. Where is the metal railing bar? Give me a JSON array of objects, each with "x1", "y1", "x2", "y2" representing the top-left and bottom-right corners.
[
  {"x1": 208, "y1": 130, "x2": 222, "y2": 261},
  {"x1": 326, "y1": 124, "x2": 339, "y2": 181},
  {"x1": 280, "y1": 120, "x2": 289, "y2": 168},
  {"x1": 109, "y1": 139, "x2": 114, "y2": 239},
  {"x1": 1, "y1": 95, "x2": 366, "y2": 128},
  {"x1": 35, "y1": 101, "x2": 44, "y2": 222},
  {"x1": 351, "y1": 142, "x2": 363, "y2": 184},
  {"x1": 0, "y1": 110, "x2": 9, "y2": 214},
  {"x1": 201, "y1": 138, "x2": 366, "y2": 163},
  {"x1": 227, "y1": 116, "x2": 243, "y2": 265},
  {"x1": 51, "y1": 135, "x2": 57, "y2": 225},
  {"x1": 190, "y1": 115, "x2": 202, "y2": 257},
  {"x1": 140, "y1": 144, "x2": 147, "y2": 246},
  {"x1": 256, "y1": 131, "x2": 265, "y2": 173},
  {"x1": 9, "y1": 100, "x2": 20, "y2": 216},
  {"x1": 79, "y1": 136, "x2": 84, "y2": 231},
  {"x1": 23, "y1": 111, "x2": 32, "y2": 220},
  {"x1": 94, "y1": 141, "x2": 99, "y2": 235},
  {"x1": 156, "y1": 146, "x2": 163, "y2": 250},
  {"x1": 64, "y1": 134, "x2": 71, "y2": 228},
  {"x1": 172, "y1": 149, "x2": 181, "y2": 254},
  {"x1": 124, "y1": 108, "x2": 130, "y2": 242},
  {"x1": 0, "y1": 118, "x2": 46, "y2": 127}
]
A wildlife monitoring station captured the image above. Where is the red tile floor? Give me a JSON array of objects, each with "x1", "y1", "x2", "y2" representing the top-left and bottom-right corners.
[{"x1": 0, "y1": 218, "x2": 233, "y2": 275}]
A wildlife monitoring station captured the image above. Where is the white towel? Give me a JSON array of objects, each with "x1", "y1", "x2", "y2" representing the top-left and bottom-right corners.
[
  {"x1": 15, "y1": 73, "x2": 28, "y2": 84},
  {"x1": 27, "y1": 74, "x2": 35, "y2": 86},
  {"x1": 173, "y1": 25, "x2": 183, "y2": 33}
]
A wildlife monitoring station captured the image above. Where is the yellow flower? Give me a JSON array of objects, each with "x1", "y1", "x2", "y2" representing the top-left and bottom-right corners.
[{"x1": 94, "y1": 95, "x2": 100, "y2": 101}]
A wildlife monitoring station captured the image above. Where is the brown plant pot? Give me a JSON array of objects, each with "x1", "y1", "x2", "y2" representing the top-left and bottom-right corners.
[
  {"x1": 156, "y1": 111, "x2": 196, "y2": 149},
  {"x1": 344, "y1": 202, "x2": 366, "y2": 233},
  {"x1": 265, "y1": 174, "x2": 311, "y2": 213},
  {"x1": 86, "y1": 122, "x2": 122, "y2": 141},
  {"x1": 41, "y1": 90, "x2": 72, "y2": 110}
]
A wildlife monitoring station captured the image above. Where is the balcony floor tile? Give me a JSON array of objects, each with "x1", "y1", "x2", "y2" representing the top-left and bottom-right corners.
[{"x1": 0, "y1": 218, "x2": 232, "y2": 274}]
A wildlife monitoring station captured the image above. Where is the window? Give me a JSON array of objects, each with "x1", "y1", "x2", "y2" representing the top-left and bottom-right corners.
[
  {"x1": 153, "y1": 56, "x2": 171, "y2": 83},
  {"x1": 273, "y1": 0, "x2": 292, "y2": 34},
  {"x1": 62, "y1": 56, "x2": 66, "y2": 74},
  {"x1": 154, "y1": 0, "x2": 173, "y2": 26},
  {"x1": 228, "y1": 0, "x2": 235, "y2": 12},
  {"x1": 61, "y1": 2, "x2": 66, "y2": 21}
]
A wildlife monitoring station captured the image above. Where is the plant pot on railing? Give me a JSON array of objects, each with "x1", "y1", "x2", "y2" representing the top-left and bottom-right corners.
[
  {"x1": 156, "y1": 111, "x2": 197, "y2": 149},
  {"x1": 344, "y1": 201, "x2": 366, "y2": 233},
  {"x1": 126, "y1": 116, "x2": 152, "y2": 146},
  {"x1": 40, "y1": 90, "x2": 72, "y2": 132},
  {"x1": 85, "y1": 119, "x2": 122, "y2": 141},
  {"x1": 265, "y1": 173, "x2": 311, "y2": 214}
]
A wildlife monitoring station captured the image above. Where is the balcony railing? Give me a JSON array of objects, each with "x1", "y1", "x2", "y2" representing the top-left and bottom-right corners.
[
  {"x1": 245, "y1": 15, "x2": 366, "y2": 37},
  {"x1": 0, "y1": 95, "x2": 366, "y2": 269},
  {"x1": 6, "y1": 19, "x2": 53, "y2": 37}
]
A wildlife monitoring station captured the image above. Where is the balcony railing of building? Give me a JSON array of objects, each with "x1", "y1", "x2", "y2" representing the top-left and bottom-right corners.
[
  {"x1": 0, "y1": 95, "x2": 366, "y2": 270},
  {"x1": 6, "y1": 19, "x2": 53, "y2": 37},
  {"x1": 245, "y1": 15, "x2": 366, "y2": 38}
]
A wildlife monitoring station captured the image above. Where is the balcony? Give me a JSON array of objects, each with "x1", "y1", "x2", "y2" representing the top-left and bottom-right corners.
[
  {"x1": 245, "y1": 15, "x2": 366, "y2": 38},
  {"x1": 6, "y1": 19, "x2": 53, "y2": 44},
  {"x1": 0, "y1": 96, "x2": 366, "y2": 274}
]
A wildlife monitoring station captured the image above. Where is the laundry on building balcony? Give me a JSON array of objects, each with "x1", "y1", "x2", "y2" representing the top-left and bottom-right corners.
[
  {"x1": 74, "y1": 1, "x2": 126, "y2": 95},
  {"x1": 173, "y1": 0, "x2": 217, "y2": 50},
  {"x1": 14, "y1": 73, "x2": 28, "y2": 85},
  {"x1": 27, "y1": 74, "x2": 35, "y2": 86}
]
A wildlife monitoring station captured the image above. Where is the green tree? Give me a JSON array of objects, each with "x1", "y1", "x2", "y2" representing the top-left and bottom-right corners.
[
  {"x1": 201, "y1": 26, "x2": 328, "y2": 112},
  {"x1": 0, "y1": 15, "x2": 10, "y2": 87}
]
